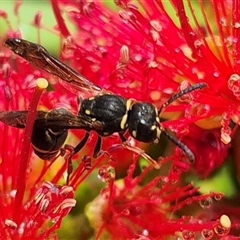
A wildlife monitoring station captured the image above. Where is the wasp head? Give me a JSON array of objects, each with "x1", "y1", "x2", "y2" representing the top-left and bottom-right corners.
[{"x1": 128, "y1": 102, "x2": 161, "y2": 143}]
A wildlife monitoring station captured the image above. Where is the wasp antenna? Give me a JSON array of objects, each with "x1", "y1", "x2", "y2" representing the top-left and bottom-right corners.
[
  {"x1": 162, "y1": 129, "x2": 195, "y2": 163},
  {"x1": 158, "y1": 82, "x2": 207, "y2": 115}
]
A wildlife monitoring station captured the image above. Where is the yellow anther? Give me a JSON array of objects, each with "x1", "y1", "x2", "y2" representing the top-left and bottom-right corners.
[
  {"x1": 36, "y1": 78, "x2": 49, "y2": 89},
  {"x1": 220, "y1": 214, "x2": 231, "y2": 229}
]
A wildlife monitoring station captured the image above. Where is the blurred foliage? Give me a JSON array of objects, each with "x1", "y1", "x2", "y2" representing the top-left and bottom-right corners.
[{"x1": 0, "y1": 1, "x2": 59, "y2": 55}]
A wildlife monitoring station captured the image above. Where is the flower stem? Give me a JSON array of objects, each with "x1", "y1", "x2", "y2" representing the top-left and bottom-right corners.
[{"x1": 13, "y1": 78, "x2": 48, "y2": 224}]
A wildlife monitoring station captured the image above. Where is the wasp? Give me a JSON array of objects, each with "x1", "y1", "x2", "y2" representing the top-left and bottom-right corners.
[
  {"x1": 3, "y1": 38, "x2": 207, "y2": 169},
  {"x1": 0, "y1": 108, "x2": 102, "y2": 159}
]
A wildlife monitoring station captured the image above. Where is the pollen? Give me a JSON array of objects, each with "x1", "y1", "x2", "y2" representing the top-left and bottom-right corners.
[
  {"x1": 228, "y1": 73, "x2": 240, "y2": 84},
  {"x1": 150, "y1": 20, "x2": 162, "y2": 32},
  {"x1": 220, "y1": 214, "x2": 231, "y2": 229},
  {"x1": 231, "y1": 114, "x2": 240, "y2": 124},
  {"x1": 59, "y1": 186, "x2": 74, "y2": 195},
  {"x1": 36, "y1": 77, "x2": 49, "y2": 89},
  {"x1": 221, "y1": 131, "x2": 231, "y2": 144},
  {"x1": 5, "y1": 219, "x2": 18, "y2": 229},
  {"x1": 120, "y1": 45, "x2": 130, "y2": 64},
  {"x1": 53, "y1": 198, "x2": 76, "y2": 214},
  {"x1": 234, "y1": 22, "x2": 240, "y2": 29},
  {"x1": 150, "y1": 90, "x2": 161, "y2": 101},
  {"x1": 228, "y1": 74, "x2": 240, "y2": 99}
]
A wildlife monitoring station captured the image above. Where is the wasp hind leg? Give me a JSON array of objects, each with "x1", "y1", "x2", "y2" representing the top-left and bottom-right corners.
[
  {"x1": 65, "y1": 132, "x2": 90, "y2": 185},
  {"x1": 93, "y1": 135, "x2": 102, "y2": 158}
]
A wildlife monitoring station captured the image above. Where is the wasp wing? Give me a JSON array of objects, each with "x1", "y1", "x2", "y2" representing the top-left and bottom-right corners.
[
  {"x1": 0, "y1": 111, "x2": 32, "y2": 128},
  {"x1": 0, "y1": 109, "x2": 103, "y2": 132},
  {"x1": 4, "y1": 38, "x2": 108, "y2": 96}
]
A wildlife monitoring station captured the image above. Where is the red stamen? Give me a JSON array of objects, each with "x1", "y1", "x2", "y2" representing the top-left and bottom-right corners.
[
  {"x1": 13, "y1": 78, "x2": 48, "y2": 224},
  {"x1": 51, "y1": 0, "x2": 70, "y2": 37}
]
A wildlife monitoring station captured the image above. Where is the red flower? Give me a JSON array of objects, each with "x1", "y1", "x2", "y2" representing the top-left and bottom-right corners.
[
  {"x1": 0, "y1": 4, "x2": 134, "y2": 238},
  {"x1": 86, "y1": 156, "x2": 230, "y2": 239},
  {"x1": 0, "y1": 43, "x2": 77, "y2": 238},
  {"x1": 180, "y1": 124, "x2": 229, "y2": 178},
  {"x1": 50, "y1": 0, "x2": 240, "y2": 176},
  {"x1": 1, "y1": 0, "x2": 240, "y2": 238}
]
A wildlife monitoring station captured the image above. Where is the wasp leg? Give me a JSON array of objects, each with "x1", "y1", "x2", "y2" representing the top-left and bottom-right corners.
[
  {"x1": 44, "y1": 147, "x2": 67, "y2": 162},
  {"x1": 73, "y1": 132, "x2": 90, "y2": 155},
  {"x1": 119, "y1": 132, "x2": 127, "y2": 142},
  {"x1": 65, "y1": 132, "x2": 90, "y2": 184},
  {"x1": 93, "y1": 135, "x2": 102, "y2": 158}
]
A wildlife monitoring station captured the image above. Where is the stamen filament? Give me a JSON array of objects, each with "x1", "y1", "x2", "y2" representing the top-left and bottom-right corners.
[{"x1": 13, "y1": 78, "x2": 48, "y2": 224}]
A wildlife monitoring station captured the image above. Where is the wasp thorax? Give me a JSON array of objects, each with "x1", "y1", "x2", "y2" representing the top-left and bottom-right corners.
[
  {"x1": 79, "y1": 94, "x2": 128, "y2": 136},
  {"x1": 128, "y1": 102, "x2": 160, "y2": 142}
]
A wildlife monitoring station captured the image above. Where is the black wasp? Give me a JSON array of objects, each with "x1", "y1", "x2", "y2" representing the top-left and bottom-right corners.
[{"x1": 3, "y1": 38, "x2": 207, "y2": 172}]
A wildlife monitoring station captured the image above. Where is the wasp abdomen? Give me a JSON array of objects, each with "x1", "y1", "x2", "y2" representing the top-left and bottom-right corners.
[
  {"x1": 31, "y1": 127, "x2": 68, "y2": 160},
  {"x1": 79, "y1": 95, "x2": 129, "y2": 136}
]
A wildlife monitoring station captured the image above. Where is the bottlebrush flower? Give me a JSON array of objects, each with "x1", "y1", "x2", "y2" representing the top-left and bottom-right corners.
[
  {"x1": 48, "y1": 0, "x2": 240, "y2": 237},
  {"x1": 86, "y1": 156, "x2": 230, "y2": 239},
  {"x1": 50, "y1": 0, "x2": 240, "y2": 177},
  {"x1": 0, "y1": 38, "x2": 79, "y2": 238},
  {"x1": 178, "y1": 123, "x2": 229, "y2": 178},
  {"x1": 1, "y1": 0, "x2": 240, "y2": 239}
]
